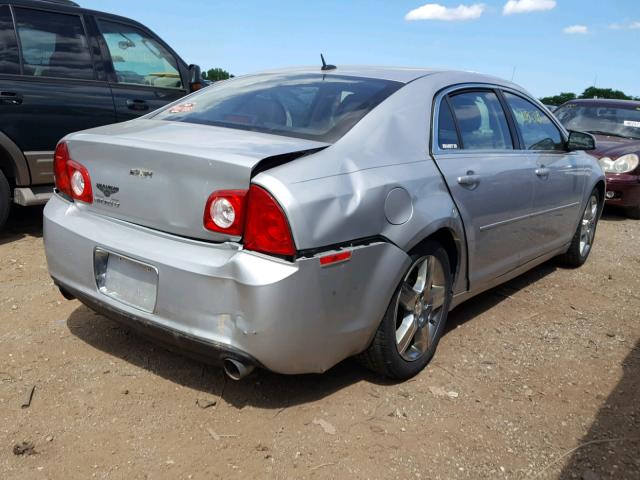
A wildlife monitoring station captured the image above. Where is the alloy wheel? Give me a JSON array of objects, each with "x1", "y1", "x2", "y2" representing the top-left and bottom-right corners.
[{"x1": 395, "y1": 255, "x2": 447, "y2": 362}]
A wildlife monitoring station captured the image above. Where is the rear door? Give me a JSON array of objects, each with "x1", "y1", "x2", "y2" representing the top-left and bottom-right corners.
[
  {"x1": 0, "y1": 4, "x2": 115, "y2": 185},
  {"x1": 502, "y1": 91, "x2": 586, "y2": 256},
  {"x1": 431, "y1": 87, "x2": 537, "y2": 289},
  {"x1": 95, "y1": 18, "x2": 188, "y2": 121}
]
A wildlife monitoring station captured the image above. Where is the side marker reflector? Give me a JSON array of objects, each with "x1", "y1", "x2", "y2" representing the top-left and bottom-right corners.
[{"x1": 319, "y1": 251, "x2": 352, "y2": 267}]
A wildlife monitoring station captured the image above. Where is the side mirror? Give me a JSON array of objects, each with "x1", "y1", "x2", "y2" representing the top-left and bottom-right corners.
[
  {"x1": 188, "y1": 64, "x2": 203, "y2": 92},
  {"x1": 567, "y1": 130, "x2": 596, "y2": 151}
]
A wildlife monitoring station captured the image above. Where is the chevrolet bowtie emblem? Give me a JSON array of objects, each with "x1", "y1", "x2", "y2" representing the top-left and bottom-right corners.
[{"x1": 96, "y1": 183, "x2": 119, "y2": 197}]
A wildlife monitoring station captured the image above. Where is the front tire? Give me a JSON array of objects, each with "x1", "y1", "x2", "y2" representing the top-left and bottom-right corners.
[
  {"x1": 0, "y1": 170, "x2": 10, "y2": 231},
  {"x1": 556, "y1": 189, "x2": 600, "y2": 268},
  {"x1": 358, "y1": 240, "x2": 453, "y2": 380}
]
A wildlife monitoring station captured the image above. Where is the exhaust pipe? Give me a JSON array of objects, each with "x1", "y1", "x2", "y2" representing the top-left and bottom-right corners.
[{"x1": 223, "y1": 358, "x2": 255, "y2": 381}]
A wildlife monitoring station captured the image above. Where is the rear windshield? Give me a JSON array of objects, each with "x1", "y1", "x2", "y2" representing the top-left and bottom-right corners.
[
  {"x1": 555, "y1": 102, "x2": 640, "y2": 140},
  {"x1": 152, "y1": 74, "x2": 403, "y2": 143}
]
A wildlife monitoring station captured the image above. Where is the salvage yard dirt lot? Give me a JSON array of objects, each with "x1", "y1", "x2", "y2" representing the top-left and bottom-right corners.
[{"x1": 1, "y1": 205, "x2": 638, "y2": 479}]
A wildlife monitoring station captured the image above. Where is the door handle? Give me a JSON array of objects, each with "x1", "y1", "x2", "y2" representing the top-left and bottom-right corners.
[
  {"x1": 126, "y1": 99, "x2": 149, "y2": 111},
  {"x1": 0, "y1": 92, "x2": 23, "y2": 105},
  {"x1": 457, "y1": 173, "x2": 480, "y2": 187},
  {"x1": 535, "y1": 167, "x2": 550, "y2": 178}
]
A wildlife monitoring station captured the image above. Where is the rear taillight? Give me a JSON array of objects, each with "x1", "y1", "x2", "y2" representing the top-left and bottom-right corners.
[
  {"x1": 244, "y1": 185, "x2": 296, "y2": 256},
  {"x1": 203, "y1": 190, "x2": 247, "y2": 235},
  {"x1": 203, "y1": 184, "x2": 296, "y2": 256},
  {"x1": 54, "y1": 142, "x2": 93, "y2": 203}
]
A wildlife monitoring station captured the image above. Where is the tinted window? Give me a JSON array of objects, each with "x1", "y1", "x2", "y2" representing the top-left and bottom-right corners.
[
  {"x1": 555, "y1": 102, "x2": 640, "y2": 141},
  {"x1": 437, "y1": 100, "x2": 460, "y2": 150},
  {"x1": 0, "y1": 6, "x2": 19, "y2": 75},
  {"x1": 14, "y1": 8, "x2": 93, "y2": 80},
  {"x1": 98, "y1": 20, "x2": 183, "y2": 89},
  {"x1": 504, "y1": 92, "x2": 564, "y2": 151},
  {"x1": 449, "y1": 91, "x2": 513, "y2": 150},
  {"x1": 153, "y1": 74, "x2": 402, "y2": 143}
]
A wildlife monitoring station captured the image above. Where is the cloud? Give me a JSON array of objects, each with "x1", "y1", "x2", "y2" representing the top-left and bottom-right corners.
[
  {"x1": 405, "y1": 3, "x2": 485, "y2": 21},
  {"x1": 563, "y1": 25, "x2": 589, "y2": 34},
  {"x1": 503, "y1": 0, "x2": 556, "y2": 15},
  {"x1": 608, "y1": 21, "x2": 640, "y2": 30}
]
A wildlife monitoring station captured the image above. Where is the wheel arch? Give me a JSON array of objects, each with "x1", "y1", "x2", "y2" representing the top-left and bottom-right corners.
[
  {"x1": 408, "y1": 227, "x2": 463, "y2": 292},
  {"x1": 0, "y1": 131, "x2": 30, "y2": 187}
]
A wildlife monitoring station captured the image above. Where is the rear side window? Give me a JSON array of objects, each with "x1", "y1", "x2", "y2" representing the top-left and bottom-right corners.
[
  {"x1": 437, "y1": 100, "x2": 460, "y2": 150},
  {"x1": 98, "y1": 20, "x2": 183, "y2": 90},
  {"x1": 449, "y1": 91, "x2": 513, "y2": 150},
  {"x1": 0, "y1": 6, "x2": 19, "y2": 75},
  {"x1": 504, "y1": 92, "x2": 564, "y2": 151},
  {"x1": 14, "y1": 7, "x2": 94, "y2": 80},
  {"x1": 153, "y1": 74, "x2": 402, "y2": 143}
]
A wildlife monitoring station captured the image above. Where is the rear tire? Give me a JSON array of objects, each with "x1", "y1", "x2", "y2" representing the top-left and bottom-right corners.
[
  {"x1": 0, "y1": 170, "x2": 10, "y2": 231},
  {"x1": 357, "y1": 240, "x2": 453, "y2": 380},
  {"x1": 556, "y1": 189, "x2": 601, "y2": 268},
  {"x1": 625, "y1": 206, "x2": 640, "y2": 220}
]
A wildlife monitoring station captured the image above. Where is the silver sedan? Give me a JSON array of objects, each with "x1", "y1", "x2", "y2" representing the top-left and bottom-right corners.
[{"x1": 44, "y1": 67, "x2": 604, "y2": 380}]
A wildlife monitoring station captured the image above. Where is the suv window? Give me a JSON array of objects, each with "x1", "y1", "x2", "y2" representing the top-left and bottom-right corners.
[
  {"x1": 98, "y1": 20, "x2": 183, "y2": 90},
  {"x1": 14, "y1": 7, "x2": 94, "y2": 80},
  {"x1": 449, "y1": 91, "x2": 513, "y2": 150},
  {"x1": 437, "y1": 99, "x2": 460, "y2": 150},
  {"x1": 504, "y1": 92, "x2": 564, "y2": 151},
  {"x1": 0, "y1": 6, "x2": 19, "y2": 75}
]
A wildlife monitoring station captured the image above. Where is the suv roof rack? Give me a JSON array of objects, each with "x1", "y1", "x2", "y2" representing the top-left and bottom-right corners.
[{"x1": 34, "y1": 0, "x2": 80, "y2": 6}]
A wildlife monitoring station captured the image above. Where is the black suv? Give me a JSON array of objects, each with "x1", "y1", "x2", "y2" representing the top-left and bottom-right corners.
[{"x1": 0, "y1": 0, "x2": 202, "y2": 228}]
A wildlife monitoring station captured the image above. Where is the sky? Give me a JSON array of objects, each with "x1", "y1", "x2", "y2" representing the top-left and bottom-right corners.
[{"x1": 80, "y1": 0, "x2": 640, "y2": 98}]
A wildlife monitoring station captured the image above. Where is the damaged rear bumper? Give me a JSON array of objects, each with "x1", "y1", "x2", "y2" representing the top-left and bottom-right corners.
[{"x1": 44, "y1": 194, "x2": 410, "y2": 374}]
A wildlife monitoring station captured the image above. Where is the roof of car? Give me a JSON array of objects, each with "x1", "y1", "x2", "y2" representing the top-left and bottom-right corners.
[
  {"x1": 246, "y1": 65, "x2": 517, "y2": 86},
  {"x1": 563, "y1": 98, "x2": 640, "y2": 108}
]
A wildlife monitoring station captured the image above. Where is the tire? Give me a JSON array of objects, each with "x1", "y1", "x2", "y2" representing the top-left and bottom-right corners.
[
  {"x1": 556, "y1": 189, "x2": 601, "y2": 268},
  {"x1": 357, "y1": 240, "x2": 453, "y2": 380},
  {"x1": 625, "y1": 206, "x2": 640, "y2": 220},
  {"x1": 0, "y1": 170, "x2": 10, "y2": 231}
]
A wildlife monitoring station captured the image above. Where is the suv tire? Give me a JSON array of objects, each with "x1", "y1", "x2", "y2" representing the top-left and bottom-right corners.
[{"x1": 0, "y1": 170, "x2": 10, "y2": 230}]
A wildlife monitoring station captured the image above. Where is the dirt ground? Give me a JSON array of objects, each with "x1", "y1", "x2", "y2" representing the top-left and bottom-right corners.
[{"x1": 0, "y1": 204, "x2": 638, "y2": 480}]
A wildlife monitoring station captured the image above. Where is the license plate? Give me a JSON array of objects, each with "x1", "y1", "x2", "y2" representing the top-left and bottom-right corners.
[{"x1": 95, "y1": 249, "x2": 158, "y2": 313}]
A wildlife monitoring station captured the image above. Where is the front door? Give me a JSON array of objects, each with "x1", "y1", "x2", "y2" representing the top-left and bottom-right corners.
[
  {"x1": 95, "y1": 18, "x2": 188, "y2": 121},
  {"x1": 431, "y1": 89, "x2": 537, "y2": 290},
  {"x1": 502, "y1": 92, "x2": 586, "y2": 256}
]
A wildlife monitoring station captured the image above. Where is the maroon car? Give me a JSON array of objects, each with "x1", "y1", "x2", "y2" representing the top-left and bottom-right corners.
[{"x1": 555, "y1": 99, "x2": 640, "y2": 218}]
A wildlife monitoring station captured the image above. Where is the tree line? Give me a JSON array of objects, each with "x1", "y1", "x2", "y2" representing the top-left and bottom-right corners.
[{"x1": 541, "y1": 87, "x2": 640, "y2": 106}]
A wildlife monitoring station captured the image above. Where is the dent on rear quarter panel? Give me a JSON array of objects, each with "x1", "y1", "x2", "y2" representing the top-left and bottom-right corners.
[{"x1": 255, "y1": 75, "x2": 470, "y2": 295}]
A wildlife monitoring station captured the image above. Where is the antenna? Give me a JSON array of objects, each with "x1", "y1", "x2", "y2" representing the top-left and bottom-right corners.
[{"x1": 320, "y1": 54, "x2": 336, "y2": 71}]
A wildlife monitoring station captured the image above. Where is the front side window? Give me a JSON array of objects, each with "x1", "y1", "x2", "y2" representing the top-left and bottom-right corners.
[
  {"x1": 98, "y1": 20, "x2": 183, "y2": 90},
  {"x1": 153, "y1": 74, "x2": 402, "y2": 143},
  {"x1": 14, "y1": 7, "x2": 94, "y2": 80},
  {"x1": 555, "y1": 102, "x2": 640, "y2": 141},
  {"x1": 504, "y1": 92, "x2": 564, "y2": 151},
  {"x1": 0, "y1": 6, "x2": 19, "y2": 75},
  {"x1": 449, "y1": 91, "x2": 513, "y2": 150}
]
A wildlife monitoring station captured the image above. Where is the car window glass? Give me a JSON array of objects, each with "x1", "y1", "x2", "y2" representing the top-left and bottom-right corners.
[
  {"x1": 153, "y1": 74, "x2": 402, "y2": 143},
  {"x1": 437, "y1": 100, "x2": 460, "y2": 150},
  {"x1": 504, "y1": 92, "x2": 564, "y2": 151},
  {"x1": 98, "y1": 20, "x2": 183, "y2": 90},
  {"x1": 449, "y1": 91, "x2": 513, "y2": 150},
  {"x1": 0, "y1": 6, "x2": 19, "y2": 75},
  {"x1": 14, "y1": 7, "x2": 94, "y2": 80},
  {"x1": 555, "y1": 103, "x2": 640, "y2": 141}
]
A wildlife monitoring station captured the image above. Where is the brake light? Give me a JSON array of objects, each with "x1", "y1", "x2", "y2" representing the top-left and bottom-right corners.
[
  {"x1": 203, "y1": 190, "x2": 247, "y2": 235},
  {"x1": 53, "y1": 141, "x2": 93, "y2": 203},
  {"x1": 203, "y1": 185, "x2": 296, "y2": 256},
  {"x1": 244, "y1": 185, "x2": 296, "y2": 256}
]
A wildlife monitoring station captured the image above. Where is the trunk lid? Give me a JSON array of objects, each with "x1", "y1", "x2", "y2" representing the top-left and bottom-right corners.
[{"x1": 66, "y1": 119, "x2": 328, "y2": 241}]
